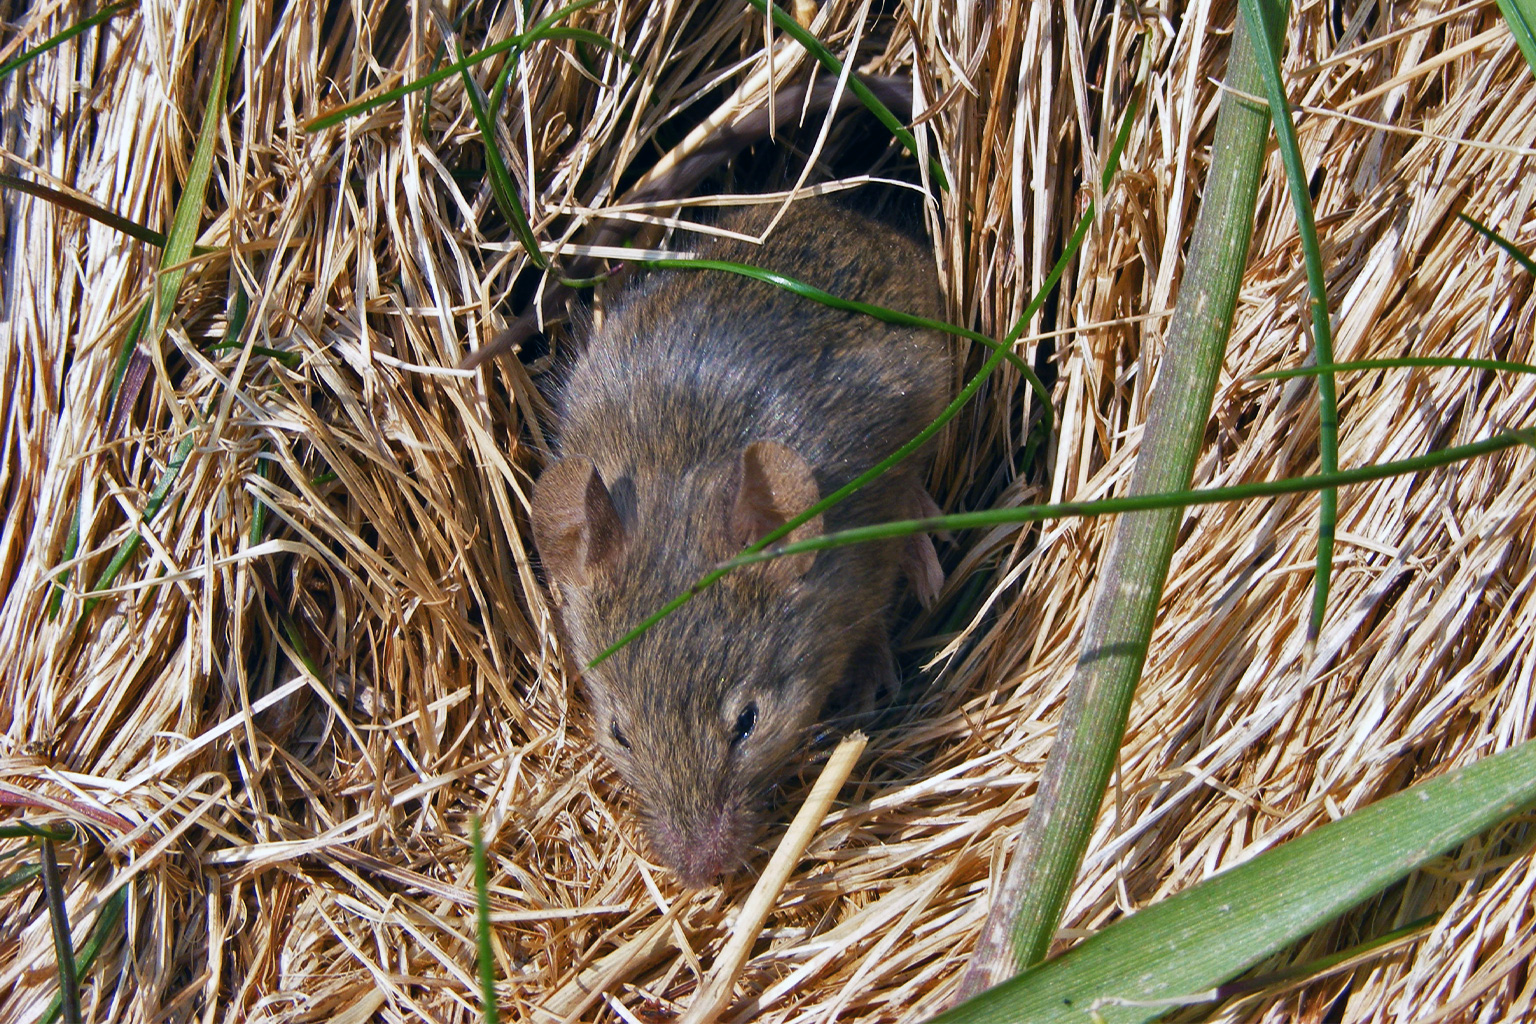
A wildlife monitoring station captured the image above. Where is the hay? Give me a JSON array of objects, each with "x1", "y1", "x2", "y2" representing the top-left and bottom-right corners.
[{"x1": 1, "y1": 0, "x2": 1534, "y2": 1020}]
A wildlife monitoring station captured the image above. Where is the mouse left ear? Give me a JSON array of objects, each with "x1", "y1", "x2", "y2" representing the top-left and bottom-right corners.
[
  {"x1": 531, "y1": 456, "x2": 626, "y2": 586},
  {"x1": 728, "y1": 440, "x2": 823, "y2": 582}
]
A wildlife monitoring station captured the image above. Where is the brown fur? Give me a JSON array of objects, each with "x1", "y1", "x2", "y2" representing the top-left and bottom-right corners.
[{"x1": 531, "y1": 198, "x2": 952, "y2": 886}]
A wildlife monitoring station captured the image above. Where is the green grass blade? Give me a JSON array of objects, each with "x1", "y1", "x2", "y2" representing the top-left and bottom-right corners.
[
  {"x1": 956, "y1": 11, "x2": 1281, "y2": 995},
  {"x1": 63, "y1": 285, "x2": 257, "y2": 622},
  {"x1": 0, "y1": 862, "x2": 42, "y2": 896},
  {"x1": 303, "y1": 0, "x2": 607, "y2": 131},
  {"x1": 39, "y1": 840, "x2": 80, "y2": 1024},
  {"x1": 1459, "y1": 211, "x2": 1536, "y2": 275},
  {"x1": 74, "y1": 425, "x2": 198, "y2": 628},
  {"x1": 0, "y1": 823, "x2": 77, "y2": 841},
  {"x1": 744, "y1": 0, "x2": 948, "y2": 190},
  {"x1": 1212, "y1": 915, "x2": 1435, "y2": 1000},
  {"x1": 456, "y1": 41, "x2": 546, "y2": 269},
  {"x1": 251, "y1": 452, "x2": 274, "y2": 544},
  {"x1": 58, "y1": 297, "x2": 145, "y2": 620},
  {"x1": 107, "y1": 0, "x2": 241, "y2": 395},
  {"x1": 472, "y1": 817, "x2": 501, "y2": 1024},
  {"x1": 1494, "y1": 0, "x2": 1536, "y2": 82},
  {"x1": 928, "y1": 737, "x2": 1536, "y2": 1024},
  {"x1": 647, "y1": 258, "x2": 1042, "y2": 383},
  {"x1": 491, "y1": 25, "x2": 634, "y2": 109},
  {"x1": 0, "y1": 171, "x2": 168, "y2": 248},
  {"x1": 0, "y1": 1, "x2": 134, "y2": 82},
  {"x1": 46, "y1": 502, "x2": 84, "y2": 621},
  {"x1": 1240, "y1": 0, "x2": 1339, "y2": 643},
  {"x1": 1257, "y1": 355, "x2": 1536, "y2": 379},
  {"x1": 42, "y1": 885, "x2": 127, "y2": 1024},
  {"x1": 489, "y1": 0, "x2": 617, "y2": 108},
  {"x1": 419, "y1": 1, "x2": 480, "y2": 134},
  {"x1": 149, "y1": 0, "x2": 241, "y2": 338},
  {"x1": 107, "y1": 301, "x2": 151, "y2": 408},
  {"x1": 720, "y1": 429, "x2": 1532, "y2": 564},
  {"x1": 73, "y1": 1, "x2": 240, "y2": 627},
  {"x1": 454, "y1": 10, "x2": 629, "y2": 272},
  {"x1": 306, "y1": 41, "x2": 519, "y2": 130},
  {"x1": 525, "y1": 26, "x2": 631, "y2": 58},
  {"x1": 204, "y1": 281, "x2": 293, "y2": 366}
]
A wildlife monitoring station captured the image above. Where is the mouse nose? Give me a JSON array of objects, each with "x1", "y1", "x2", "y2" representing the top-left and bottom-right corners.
[
  {"x1": 648, "y1": 806, "x2": 756, "y2": 887},
  {"x1": 667, "y1": 842, "x2": 731, "y2": 887}
]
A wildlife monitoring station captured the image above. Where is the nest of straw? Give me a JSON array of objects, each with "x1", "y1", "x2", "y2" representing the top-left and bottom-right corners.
[{"x1": 2, "y1": 0, "x2": 1534, "y2": 1020}]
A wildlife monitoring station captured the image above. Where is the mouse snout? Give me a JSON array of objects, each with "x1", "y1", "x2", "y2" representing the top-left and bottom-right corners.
[{"x1": 647, "y1": 803, "x2": 759, "y2": 887}]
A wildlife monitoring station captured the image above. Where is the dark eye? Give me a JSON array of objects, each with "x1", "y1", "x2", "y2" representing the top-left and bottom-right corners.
[
  {"x1": 731, "y1": 703, "x2": 758, "y2": 747},
  {"x1": 610, "y1": 720, "x2": 631, "y2": 749}
]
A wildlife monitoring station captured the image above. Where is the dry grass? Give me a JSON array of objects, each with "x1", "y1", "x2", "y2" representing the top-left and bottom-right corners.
[{"x1": 2, "y1": 0, "x2": 1535, "y2": 1020}]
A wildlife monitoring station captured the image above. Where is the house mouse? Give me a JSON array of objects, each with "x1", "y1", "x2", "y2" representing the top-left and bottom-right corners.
[{"x1": 530, "y1": 197, "x2": 952, "y2": 886}]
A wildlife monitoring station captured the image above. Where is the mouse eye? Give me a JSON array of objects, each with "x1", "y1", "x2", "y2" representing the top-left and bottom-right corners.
[
  {"x1": 731, "y1": 703, "x2": 758, "y2": 747},
  {"x1": 610, "y1": 720, "x2": 631, "y2": 750}
]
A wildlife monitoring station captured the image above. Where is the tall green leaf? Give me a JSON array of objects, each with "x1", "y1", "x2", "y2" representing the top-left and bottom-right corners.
[{"x1": 955, "y1": 10, "x2": 1284, "y2": 994}]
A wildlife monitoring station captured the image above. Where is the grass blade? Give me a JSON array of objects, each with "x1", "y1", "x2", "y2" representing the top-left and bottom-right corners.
[
  {"x1": 647, "y1": 258, "x2": 1040, "y2": 381},
  {"x1": 0, "y1": 824, "x2": 77, "y2": 841},
  {"x1": 0, "y1": 171, "x2": 168, "y2": 248},
  {"x1": 472, "y1": 817, "x2": 501, "y2": 1024},
  {"x1": 490, "y1": 25, "x2": 634, "y2": 110},
  {"x1": 46, "y1": 503, "x2": 84, "y2": 621},
  {"x1": 1459, "y1": 211, "x2": 1536, "y2": 275},
  {"x1": 455, "y1": 42, "x2": 546, "y2": 270},
  {"x1": 303, "y1": 0, "x2": 607, "y2": 131},
  {"x1": 106, "y1": 0, "x2": 241, "y2": 400},
  {"x1": 1257, "y1": 355, "x2": 1536, "y2": 379},
  {"x1": 39, "y1": 840, "x2": 80, "y2": 1024},
  {"x1": 929, "y1": 736, "x2": 1536, "y2": 1024},
  {"x1": 1212, "y1": 915, "x2": 1436, "y2": 1002},
  {"x1": 0, "y1": 862, "x2": 42, "y2": 896},
  {"x1": 42, "y1": 885, "x2": 128, "y2": 1024},
  {"x1": 956, "y1": 9, "x2": 1281, "y2": 995},
  {"x1": 73, "y1": 0, "x2": 241, "y2": 627},
  {"x1": 720, "y1": 429, "x2": 1532, "y2": 563},
  {"x1": 744, "y1": 0, "x2": 948, "y2": 190},
  {"x1": 1494, "y1": 0, "x2": 1536, "y2": 81},
  {"x1": 1239, "y1": 0, "x2": 1340, "y2": 644},
  {"x1": 74, "y1": 425, "x2": 198, "y2": 628},
  {"x1": 147, "y1": 0, "x2": 241, "y2": 341},
  {"x1": 0, "y1": 1, "x2": 134, "y2": 82}
]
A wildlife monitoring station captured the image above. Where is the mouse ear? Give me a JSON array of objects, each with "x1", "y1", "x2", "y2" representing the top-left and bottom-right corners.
[
  {"x1": 531, "y1": 457, "x2": 626, "y2": 586},
  {"x1": 729, "y1": 440, "x2": 823, "y2": 582}
]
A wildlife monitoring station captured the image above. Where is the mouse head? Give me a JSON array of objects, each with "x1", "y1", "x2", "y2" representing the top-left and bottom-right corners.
[{"x1": 531, "y1": 441, "x2": 842, "y2": 886}]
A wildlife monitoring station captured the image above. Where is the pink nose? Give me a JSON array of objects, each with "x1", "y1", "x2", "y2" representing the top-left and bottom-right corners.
[
  {"x1": 649, "y1": 808, "x2": 753, "y2": 887},
  {"x1": 668, "y1": 843, "x2": 731, "y2": 887}
]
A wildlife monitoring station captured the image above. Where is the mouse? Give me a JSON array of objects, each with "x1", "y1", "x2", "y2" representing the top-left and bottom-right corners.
[{"x1": 529, "y1": 196, "x2": 953, "y2": 886}]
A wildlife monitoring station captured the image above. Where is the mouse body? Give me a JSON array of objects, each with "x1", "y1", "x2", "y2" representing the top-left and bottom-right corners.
[{"x1": 531, "y1": 197, "x2": 952, "y2": 885}]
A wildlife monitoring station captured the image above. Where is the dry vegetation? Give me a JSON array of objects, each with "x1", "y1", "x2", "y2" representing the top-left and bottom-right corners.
[{"x1": 2, "y1": 0, "x2": 1535, "y2": 1020}]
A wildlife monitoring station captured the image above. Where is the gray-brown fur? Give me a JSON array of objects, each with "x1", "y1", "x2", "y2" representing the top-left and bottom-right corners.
[{"x1": 531, "y1": 198, "x2": 952, "y2": 886}]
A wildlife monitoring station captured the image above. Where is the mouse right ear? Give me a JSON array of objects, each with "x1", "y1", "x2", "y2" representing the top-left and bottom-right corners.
[
  {"x1": 531, "y1": 457, "x2": 626, "y2": 585},
  {"x1": 729, "y1": 440, "x2": 823, "y2": 583}
]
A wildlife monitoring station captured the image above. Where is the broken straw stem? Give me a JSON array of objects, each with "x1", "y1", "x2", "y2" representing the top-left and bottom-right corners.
[{"x1": 681, "y1": 731, "x2": 869, "y2": 1023}]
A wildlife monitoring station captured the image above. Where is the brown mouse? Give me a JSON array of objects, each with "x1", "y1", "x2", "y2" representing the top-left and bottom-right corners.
[{"x1": 530, "y1": 197, "x2": 952, "y2": 886}]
